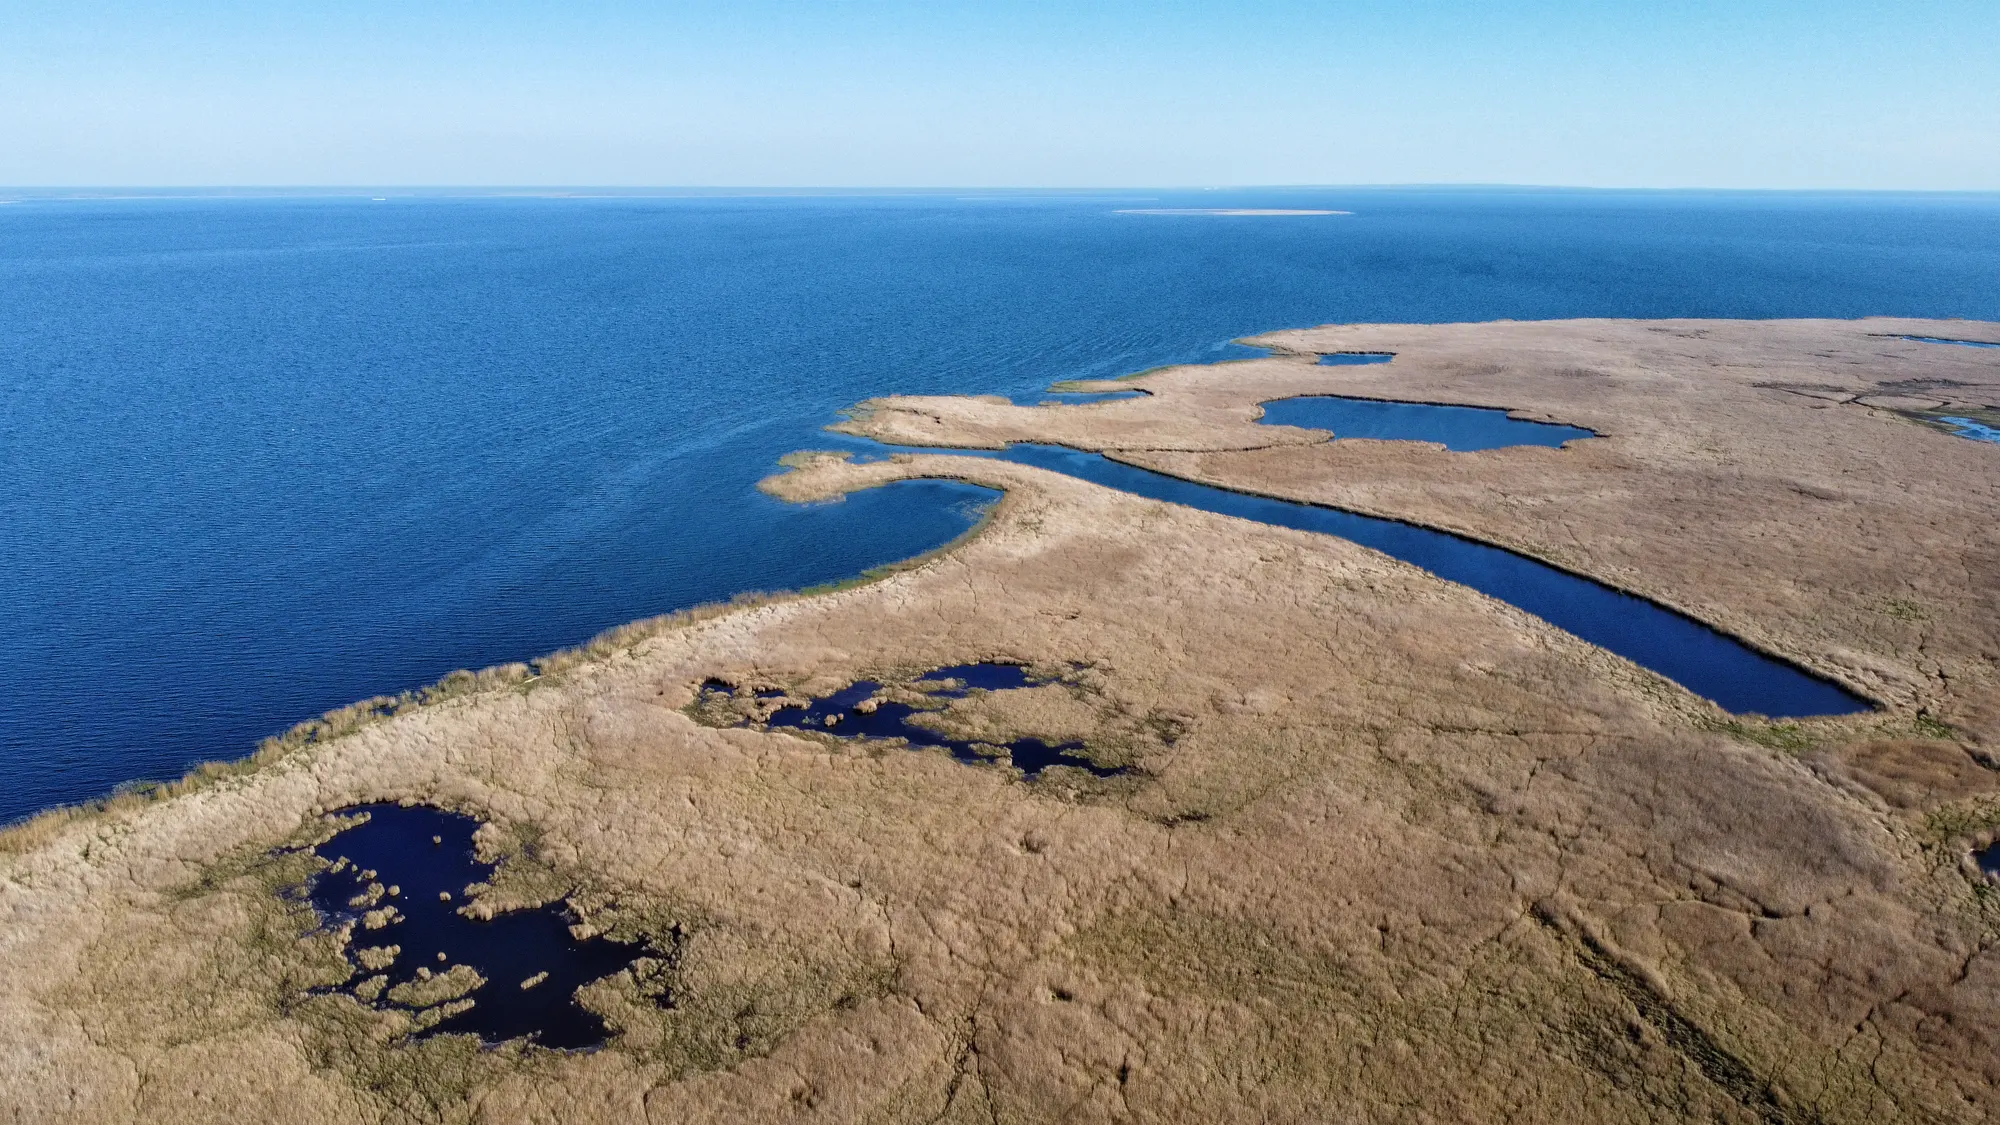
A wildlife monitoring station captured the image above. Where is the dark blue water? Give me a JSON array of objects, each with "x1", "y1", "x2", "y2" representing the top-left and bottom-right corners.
[
  {"x1": 7, "y1": 190, "x2": 1999, "y2": 822},
  {"x1": 707, "y1": 662, "x2": 1124, "y2": 777},
  {"x1": 301, "y1": 803, "x2": 656, "y2": 1048},
  {"x1": 985, "y1": 445, "x2": 1867, "y2": 718},
  {"x1": 1318, "y1": 353, "x2": 1397, "y2": 365},
  {"x1": 1979, "y1": 843, "x2": 2000, "y2": 878},
  {"x1": 1258, "y1": 395, "x2": 1597, "y2": 450}
]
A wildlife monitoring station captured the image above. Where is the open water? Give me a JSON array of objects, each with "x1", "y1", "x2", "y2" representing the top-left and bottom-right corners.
[{"x1": 6, "y1": 189, "x2": 2000, "y2": 823}]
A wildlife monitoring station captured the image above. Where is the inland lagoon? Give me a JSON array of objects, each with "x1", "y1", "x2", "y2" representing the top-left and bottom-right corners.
[{"x1": 1255, "y1": 394, "x2": 1598, "y2": 450}]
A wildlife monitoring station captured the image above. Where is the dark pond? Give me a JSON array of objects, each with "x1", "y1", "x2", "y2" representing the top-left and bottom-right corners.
[
  {"x1": 1318, "y1": 353, "x2": 1397, "y2": 365},
  {"x1": 302, "y1": 803, "x2": 657, "y2": 1049},
  {"x1": 710, "y1": 662, "x2": 1124, "y2": 778},
  {"x1": 1978, "y1": 842, "x2": 2000, "y2": 878},
  {"x1": 1897, "y1": 335, "x2": 2000, "y2": 348},
  {"x1": 979, "y1": 444, "x2": 1869, "y2": 718},
  {"x1": 1258, "y1": 395, "x2": 1597, "y2": 451}
]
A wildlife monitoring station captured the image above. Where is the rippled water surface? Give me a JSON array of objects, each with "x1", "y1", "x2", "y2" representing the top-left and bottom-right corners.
[{"x1": 6, "y1": 190, "x2": 2000, "y2": 821}]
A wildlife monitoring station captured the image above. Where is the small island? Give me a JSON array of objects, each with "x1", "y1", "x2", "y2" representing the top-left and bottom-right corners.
[{"x1": 4, "y1": 318, "x2": 1998, "y2": 1124}]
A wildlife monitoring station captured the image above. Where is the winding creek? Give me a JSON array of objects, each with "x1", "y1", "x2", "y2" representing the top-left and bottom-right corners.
[{"x1": 860, "y1": 440, "x2": 1868, "y2": 719}]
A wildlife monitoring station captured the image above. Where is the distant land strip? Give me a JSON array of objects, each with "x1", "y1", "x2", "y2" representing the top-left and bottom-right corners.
[{"x1": 1114, "y1": 207, "x2": 1352, "y2": 216}]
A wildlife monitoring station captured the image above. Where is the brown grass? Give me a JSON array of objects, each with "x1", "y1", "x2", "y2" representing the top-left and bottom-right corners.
[{"x1": 5, "y1": 318, "x2": 1999, "y2": 1124}]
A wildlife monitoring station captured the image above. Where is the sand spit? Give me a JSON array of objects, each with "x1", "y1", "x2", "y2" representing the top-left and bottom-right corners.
[{"x1": 3, "y1": 319, "x2": 2000, "y2": 1123}]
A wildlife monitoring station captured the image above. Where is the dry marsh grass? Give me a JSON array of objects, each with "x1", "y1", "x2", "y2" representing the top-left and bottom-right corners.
[{"x1": 4, "y1": 319, "x2": 1999, "y2": 1124}]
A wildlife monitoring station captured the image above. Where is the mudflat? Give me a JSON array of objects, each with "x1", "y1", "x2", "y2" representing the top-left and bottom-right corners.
[{"x1": 5, "y1": 318, "x2": 1999, "y2": 1124}]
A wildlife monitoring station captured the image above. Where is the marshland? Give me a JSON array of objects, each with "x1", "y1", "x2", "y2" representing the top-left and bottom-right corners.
[
  {"x1": 6, "y1": 187, "x2": 2000, "y2": 1124},
  {"x1": 6, "y1": 313, "x2": 2000, "y2": 1124}
]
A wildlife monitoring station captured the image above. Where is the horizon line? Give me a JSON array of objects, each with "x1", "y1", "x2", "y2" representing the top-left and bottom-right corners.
[{"x1": 6, "y1": 184, "x2": 2000, "y2": 200}]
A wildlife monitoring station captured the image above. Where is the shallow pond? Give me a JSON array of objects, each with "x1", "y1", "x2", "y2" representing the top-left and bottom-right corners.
[
  {"x1": 1897, "y1": 335, "x2": 2000, "y2": 348},
  {"x1": 302, "y1": 803, "x2": 659, "y2": 1049},
  {"x1": 979, "y1": 444, "x2": 1867, "y2": 718},
  {"x1": 1317, "y1": 353, "x2": 1396, "y2": 365},
  {"x1": 1938, "y1": 416, "x2": 2000, "y2": 444},
  {"x1": 1258, "y1": 395, "x2": 1596, "y2": 451},
  {"x1": 709, "y1": 662, "x2": 1125, "y2": 778}
]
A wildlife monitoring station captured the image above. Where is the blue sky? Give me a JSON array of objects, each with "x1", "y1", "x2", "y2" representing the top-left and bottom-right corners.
[{"x1": 2, "y1": 0, "x2": 1994, "y2": 188}]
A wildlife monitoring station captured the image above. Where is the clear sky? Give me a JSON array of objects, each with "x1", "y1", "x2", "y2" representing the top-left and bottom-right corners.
[{"x1": 2, "y1": 0, "x2": 1995, "y2": 189}]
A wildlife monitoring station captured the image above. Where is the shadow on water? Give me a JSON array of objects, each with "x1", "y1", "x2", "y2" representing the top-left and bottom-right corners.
[
  {"x1": 1258, "y1": 395, "x2": 1597, "y2": 451},
  {"x1": 972, "y1": 444, "x2": 1869, "y2": 718},
  {"x1": 299, "y1": 803, "x2": 661, "y2": 1050},
  {"x1": 705, "y1": 663, "x2": 1125, "y2": 778}
]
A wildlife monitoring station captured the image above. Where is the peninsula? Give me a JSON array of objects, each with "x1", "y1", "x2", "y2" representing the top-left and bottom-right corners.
[{"x1": 4, "y1": 318, "x2": 1998, "y2": 1124}]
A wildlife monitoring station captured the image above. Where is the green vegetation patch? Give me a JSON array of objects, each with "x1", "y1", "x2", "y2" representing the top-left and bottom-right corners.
[{"x1": 1702, "y1": 717, "x2": 1823, "y2": 754}]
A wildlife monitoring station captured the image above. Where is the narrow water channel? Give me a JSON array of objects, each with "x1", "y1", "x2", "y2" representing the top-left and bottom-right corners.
[{"x1": 954, "y1": 444, "x2": 1867, "y2": 718}]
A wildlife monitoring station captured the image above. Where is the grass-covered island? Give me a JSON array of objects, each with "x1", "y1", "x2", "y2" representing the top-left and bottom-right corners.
[{"x1": 5, "y1": 318, "x2": 1999, "y2": 1124}]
